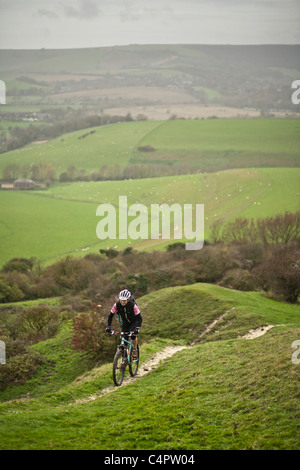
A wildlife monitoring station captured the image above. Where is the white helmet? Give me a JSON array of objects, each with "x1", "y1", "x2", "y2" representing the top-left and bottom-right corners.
[{"x1": 119, "y1": 289, "x2": 131, "y2": 301}]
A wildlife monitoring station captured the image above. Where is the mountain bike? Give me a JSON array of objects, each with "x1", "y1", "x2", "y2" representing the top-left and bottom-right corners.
[{"x1": 110, "y1": 331, "x2": 139, "y2": 386}]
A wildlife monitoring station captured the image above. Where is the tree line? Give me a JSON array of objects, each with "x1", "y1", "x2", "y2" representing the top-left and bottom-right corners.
[{"x1": 2, "y1": 161, "x2": 197, "y2": 184}]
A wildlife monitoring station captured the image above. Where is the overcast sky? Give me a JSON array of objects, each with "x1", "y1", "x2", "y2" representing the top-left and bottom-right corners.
[{"x1": 0, "y1": 0, "x2": 299, "y2": 49}]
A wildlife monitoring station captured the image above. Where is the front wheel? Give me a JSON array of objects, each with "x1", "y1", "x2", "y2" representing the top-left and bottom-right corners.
[
  {"x1": 113, "y1": 348, "x2": 126, "y2": 386},
  {"x1": 129, "y1": 344, "x2": 139, "y2": 377}
]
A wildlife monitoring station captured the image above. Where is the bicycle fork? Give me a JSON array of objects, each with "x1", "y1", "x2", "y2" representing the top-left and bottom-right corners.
[{"x1": 118, "y1": 345, "x2": 129, "y2": 369}]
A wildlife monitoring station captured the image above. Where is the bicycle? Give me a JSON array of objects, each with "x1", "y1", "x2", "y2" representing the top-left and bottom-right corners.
[{"x1": 110, "y1": 331, "x2": 139, "y2": 386}]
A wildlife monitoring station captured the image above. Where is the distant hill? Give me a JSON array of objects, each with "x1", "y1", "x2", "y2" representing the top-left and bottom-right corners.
[{"x1": 1, "y1": 44, "x2": 299, "y2": 117}]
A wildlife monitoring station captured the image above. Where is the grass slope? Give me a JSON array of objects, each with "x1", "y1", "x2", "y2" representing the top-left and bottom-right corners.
[
  {"x1": 133, "y1": 119, "x2": 300, "y2": 170},
  {"x1": 0, "y1": 119, "x2": 299, "y2": 176},
  {"x1": 0, "y1": 167, "x2": 299, "y2": 266},
  {"x1": 0, "y1": 283, "x2": 299, "y2": 449},
  {"x1": 0, "y1": 121, "x2": 161, "y2": 176}
]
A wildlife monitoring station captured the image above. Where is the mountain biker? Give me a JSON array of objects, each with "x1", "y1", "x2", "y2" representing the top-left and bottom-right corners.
[{"x1": 106, "y1": 289, "x2": 142, "y2": 358}]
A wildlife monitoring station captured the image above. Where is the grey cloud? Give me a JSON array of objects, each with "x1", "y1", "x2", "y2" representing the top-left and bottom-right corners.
[
  {"x1": 34, "y1": 9, "x2": 59, "y2": 19},
  {"x1": 64, "y1": 0, "x2": 101, "y2": 19}
]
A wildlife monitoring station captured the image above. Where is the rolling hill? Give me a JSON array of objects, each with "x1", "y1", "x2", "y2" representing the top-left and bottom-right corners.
[
  {"x1": 0, "y1": 167, "x2": 299, "y2": 266},
  {"x1": 1, "y1": 118, "x2": 299, "y2": 177},
  {"x1": 0, "y1": 44, "x2": 299, "y2": 452},
  {"x1": 0, "y1": 283, "x2": 299, "y2": 449},
  {"x1": 1, "y1": 44, "x2": 299, "y2": 117}
]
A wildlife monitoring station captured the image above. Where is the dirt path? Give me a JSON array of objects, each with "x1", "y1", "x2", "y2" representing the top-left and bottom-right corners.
[
  {"x1": 72, "y1": 313, "x2": 285, "y2": 405},
  {"x1": 73, "y1": 345, "x2": 186, "y2": 405},
  {"x1": 239, "y1": 324, "x2": 286, "y2": 339}
]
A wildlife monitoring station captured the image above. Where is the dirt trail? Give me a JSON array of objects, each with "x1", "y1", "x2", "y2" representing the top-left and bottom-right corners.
[
  {"x1": 239, "y1": 324, "x2": 286, "y2": 339},
  {"x1": 72, "y1": 312, "x2": 285, "y2": 405},
  {"x1": 74, "y1": 345, "x2": 186, "y2": 405}
]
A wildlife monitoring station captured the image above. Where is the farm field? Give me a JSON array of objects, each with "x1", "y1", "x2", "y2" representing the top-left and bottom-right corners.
[
  {"x1": 1, "y1": 45, "x2": 299, "y2": 117},
  {"x1": 0, "y1": 119, "x2": 299, "y2": 177},
  {"x1": 0, "y1": 167, "x2": 299, "y2": 267}
]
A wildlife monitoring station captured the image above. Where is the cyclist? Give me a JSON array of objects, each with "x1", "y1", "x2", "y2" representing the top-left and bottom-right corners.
[{"x1": 106, "y1": 289, "x2": 142, "y2": 358}]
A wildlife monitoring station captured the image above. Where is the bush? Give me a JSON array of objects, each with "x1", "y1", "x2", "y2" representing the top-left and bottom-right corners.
[
  {"x1": 2, "y1": 258, "x2": 34, "y2": 274},
  {"x1": 99, "y1": 248, "x2": 119, "y2": 259},
  {"x1": 0, "y1": 277, "x2": 25, "y2": 303},
  {"x1": 0, "y1": 304, "x2": 64, "y2": 344},
  {"x1": 71, "y1": 312, "x2": 115, "y2": 358},
  {"x1": 19, "y1": 304, "x2": 62, "y2": 343},
  {"x1": 0, "y1": 349, "x2": 45, "y2": 390},
  {"x1": 195, "y1": 246, "x2": 238, "y2": 283},
  {"x1": 255, "y1": 245, "x2": 300, "y2": 303},
  {"x1": 44, "y1": 256, "x2": 98, "y2": 292},
  {"x1": 219, "y1": 268, "x2": 258, "y2": 291},
  {"x1": 28, "y1": 276, "x2": 60, "y2": 298}
]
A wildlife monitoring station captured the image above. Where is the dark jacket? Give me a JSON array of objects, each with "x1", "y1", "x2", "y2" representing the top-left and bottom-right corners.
[{"x1": 107, "y1": 298, "x2": 142, "y2": 329}]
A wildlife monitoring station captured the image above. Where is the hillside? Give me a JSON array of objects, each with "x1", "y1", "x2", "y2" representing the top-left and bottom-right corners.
[
  {"x1": 0, "y1": 167, "x2": 299, "y2": 266},
  {"x1": 0, "y1": 118, "x2": 298, "y2": 176},
  {"x1": 0, "y1": 283, "x2": 299, "y2": 450},
  {"x1": 1, "y1": 44, "x2": 299, "y2": 119},
  {"x1": 1, "y1": 118, "x2": 299, "y2": 178},
  {"x1": 0, "y1": 43, "x2": 299, "y2": 453}
]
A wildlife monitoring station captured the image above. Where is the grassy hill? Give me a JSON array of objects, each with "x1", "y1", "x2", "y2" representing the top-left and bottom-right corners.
[
  {"x1": 1, "y1": 44, "x2": 299, "y2": 115},
  {"x1": 0, "y1": 117, "x2": 299, "y2": 266},
  {"x1": 0, "y1": 167, "x2": 299, "y2": 266},
  {"x1": 0, "y1": 283, "x2": 299, "y2": 450},
  {"x1": 1, "y1": 119, "x2": 299, "y2": 176}
]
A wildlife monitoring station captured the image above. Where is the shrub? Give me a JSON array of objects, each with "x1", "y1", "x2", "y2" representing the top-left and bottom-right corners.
[
  {"x1": 195, "y1": 246, "x2": 238, "y2": 283},
  {"x1": 99, "y1": 248, "x2": 119, "y2": 259},
  {"x1": 19, "y1": 304, "x2": 62, "y2": 343},
  {"x1": 0, "y1": 349, "x2": 45, "y2": 390},
  {"x1": 71, "y1": 312, "x2": 115, "y2": 358},
  {"x1": 219, "y1": 268, "x2": 258, "y2": 291},
  {"x1": 0, "y1": 277, "x2": 24, "y2": 303},
  {"x1": 44, "y1": 256, "x2": 98, "y2": 292},
  {"x1": 255, "y1": 245, "x2": 300, "y2": 303},
  {"x1": 2, "y1": 257, "x2": 34, "y2": 274},
  {"x1": 28, "y1": 276, "x2": 60, "y2": 299}
]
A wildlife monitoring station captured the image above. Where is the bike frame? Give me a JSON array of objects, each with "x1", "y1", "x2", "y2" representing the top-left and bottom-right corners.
[
  {"x1": 111, "y1": 331, "x2": 139, "y2": 386},
  {"x1": 112, "y1": 331, "x2": 138, "y2": 366}
]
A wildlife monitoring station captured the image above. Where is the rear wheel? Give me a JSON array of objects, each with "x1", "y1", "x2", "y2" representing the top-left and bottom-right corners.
[
  {"x1": 113, "y1": 348, "x2": 126, "y2": 386},
  {"x1": 129, "y1": 344, "x2": 139, "y2": 377}
]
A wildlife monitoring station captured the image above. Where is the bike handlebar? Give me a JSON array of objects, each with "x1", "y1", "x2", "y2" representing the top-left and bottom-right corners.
[{"x1": 109, "y1": 330, "x2": 134, "y2": 336}]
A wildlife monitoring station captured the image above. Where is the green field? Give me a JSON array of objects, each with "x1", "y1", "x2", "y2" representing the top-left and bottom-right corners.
[
  {"x1": 0, "y1": 119, "x2": 299, "y2": 177},
  {"x1": 0, "y1": 118, "x2": 299, "y2": 267},
  {"x1": 0, "y1": 168, "x2": 299, "y2": 266},
  {"x1": 0, "y1": 121, "x2": 160, "y2": 175},
  {"x1": 0, "y1": 283, "x2": 299, "y2": 450}
]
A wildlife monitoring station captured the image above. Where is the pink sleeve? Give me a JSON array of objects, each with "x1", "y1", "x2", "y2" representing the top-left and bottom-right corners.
[
  {"x1": 111, "y1": 303, "x2": 117, "y2": 314},
  {"x1": 134, "y1": 304, "x2": 140, "y2": 315}
]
